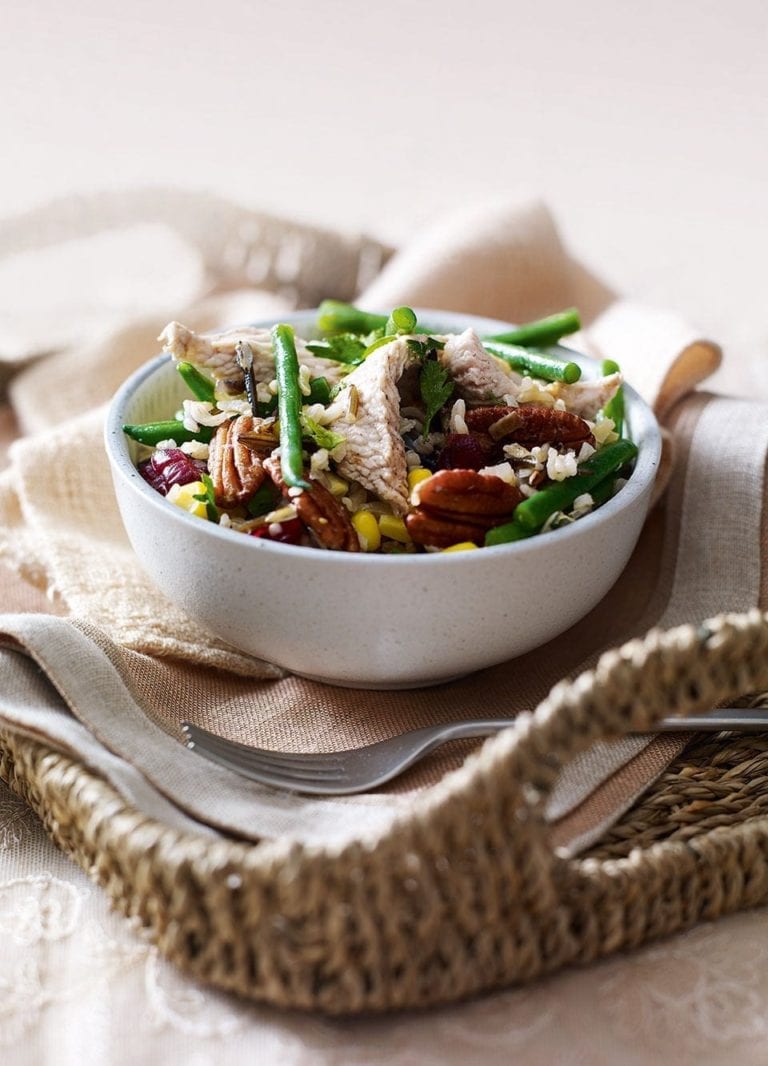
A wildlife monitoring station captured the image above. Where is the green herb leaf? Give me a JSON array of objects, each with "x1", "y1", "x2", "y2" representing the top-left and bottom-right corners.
[
  {"x1": 301, "y1": 415, "x2": 346, "y2": 451},
  {"x1": 306, "y1": 376, "x2": 331, "y2": 405},
  {"x1": 193, "y1": 473, "x2": 220, "y2": 522},
  {"x1": 306, "y1": 334, "x2": 367, "y2": 365},
  {"x1": 419, "y1": 359, "x2": 454, "y2": 436},
  {"x1": 407, "y1": 337, "x2": 445, "y2": 360},
  {"x1": 255, "y1": 394, "x2": 278, "y2": 418},
  {"x1": 246, "y1": 481, "x2": 280, "y2": 517},
  {"x1": 407, "y1": 339, "x2": 428, "y2": 359}
]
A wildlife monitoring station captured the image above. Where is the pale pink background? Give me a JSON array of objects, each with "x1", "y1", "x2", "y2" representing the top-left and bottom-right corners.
[{"x1": 3, "y1": 0, "x2": 767, "y2": 367}]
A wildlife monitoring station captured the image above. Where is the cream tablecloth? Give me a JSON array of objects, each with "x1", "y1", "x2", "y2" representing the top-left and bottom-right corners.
[{"x1": 4, "y1": 776, "x2": 768, "y2": 1066}]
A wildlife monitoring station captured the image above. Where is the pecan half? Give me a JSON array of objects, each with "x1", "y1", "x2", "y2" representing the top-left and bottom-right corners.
[
  {"x1": 404, "y1": 509, "x2": 491, "y2": 549},
  {"x1": 415, "y1": 468, "x2": 522, "y2": 518},
  {"x1": 236, "y1": 416, "x2": 279, "y2": 459},
  {"x1": 208, "y1": 415, "x2": 269, "y2": 506},
  {"x1": 466, "y1": 404, "x2": 594, "y2": 448},
  {"x1": 264, "y1": 457, "x2": 359, "y2": 551},
  {"x1": 406, "y1": 469, "x2": 522, "y2": 548}
]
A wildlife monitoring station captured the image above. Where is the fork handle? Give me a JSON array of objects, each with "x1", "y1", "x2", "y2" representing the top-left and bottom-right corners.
[
  {"x1": 502, "y1": 611, "x2": 768, "y2": 813},
  {"x1": 433, "y1": 708, "x2": 768, "y2": 745},
  {"x1": 655, "y1": 708, "x2": 768, "y2": 732}
]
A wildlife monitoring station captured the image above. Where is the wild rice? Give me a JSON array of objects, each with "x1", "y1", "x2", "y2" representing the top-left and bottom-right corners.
[
  {"x1": 182, "y1": 400, "x2": 233, "y2": 430},
  {"x1": 180, "y1": 440, "x2": 210, "y2": 460},
  {"x1": 298, "y1": 364, "x2": 312, "y2": 397},
  {"x1": 346, "y1": 385, "x2": 359, "y2": 421},
  {"x1": 546, "y1": 448, "x2": 578, "y2": 482},
  {"x1": 478, "y1": 461, "x2": 517, "y2": 485},
  {"x1": 449, "y1": 398, "x2": 469, "y2": 434}
]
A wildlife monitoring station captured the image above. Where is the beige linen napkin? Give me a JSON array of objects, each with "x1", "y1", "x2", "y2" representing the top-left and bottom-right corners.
[{"x1": 0, "y1": 191, "x2": 748, "y2": 856}]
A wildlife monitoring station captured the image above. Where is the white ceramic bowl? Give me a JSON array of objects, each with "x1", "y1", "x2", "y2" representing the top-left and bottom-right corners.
[{"x1": 105, "y1": 309, "x2": 661, "y2": 688}]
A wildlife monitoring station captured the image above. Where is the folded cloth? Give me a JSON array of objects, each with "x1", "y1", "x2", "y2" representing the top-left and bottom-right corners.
[{"x1": 2, "y1": 190, "x2": 755, "y2": 858}]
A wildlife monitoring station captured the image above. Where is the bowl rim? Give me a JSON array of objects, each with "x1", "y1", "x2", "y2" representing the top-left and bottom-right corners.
[{"x1": 104, "y1": 307, "x2": 662, "y2": 567}]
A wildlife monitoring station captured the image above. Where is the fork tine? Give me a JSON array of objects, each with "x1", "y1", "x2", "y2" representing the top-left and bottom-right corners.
[
  {"x1": 187, "y1": 745, "x2": 338, "y2": 792},
  {"x1": 182, "y1": 723, "x2": 346, "y2": 768},
  {"x1": 191, "y1": 746, "x2": 346, "y2": 783},
  {"x1": 182, "y1": 724, "x2": 347, "y2": 780},
  {"x1": 188, "y1": 738, "x2": 345, "y2": 776}
]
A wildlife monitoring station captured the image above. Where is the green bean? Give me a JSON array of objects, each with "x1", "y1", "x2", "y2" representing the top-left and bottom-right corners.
[
  {"x1": 122, "y1": 420, "x2": 214, "y2": 446},
  {"x1": 271, "y1": 324, "x2": 310, "y2": 490},
  {"x1": 359, "y1": 307, "x2": 422, "y2": 358},
  {"x1": 318, "y1": 302, "x2": 582, "y2": 351},
  {"x1": 484, "y1": 308, "x2": 581, "y2": 348},
  {"x1": 484, "y1": 519, "x2": 534, "y2": 547},
  {"x1": 484, "y1": 341, "x2": 582, "y2": 384},
  {"x1": 601, "y1": 359, "x2": 625, "y2": 437},
  {"x1": 317, "y1": 300, "x2": 388, "y2": 336},
  {"x1": 318, "y1": 300, "x2": 430, "y2": 339},
  {"x1": 176, "y1": 361, "x2": 215, "y2": 403},
  {"x1": 488, "y1": 468, "x2": 622, "y2": 547},
  {"x1": 385, "y1": 306, "x2": 417, "y2": 335},
  {"x1": 514, "y1": 439, "x2": 638, "y2": 532},
  {"x1": 589, "y1": 473, "x2": 619, "y2": 508},
  {"x1": 486, "y1": 467, "x2": 623, "y2": 547}
]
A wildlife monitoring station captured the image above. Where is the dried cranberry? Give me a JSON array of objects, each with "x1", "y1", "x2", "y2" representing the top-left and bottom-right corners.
[
  {"x1": 251, "y1": 517, "x2": 305, "y2": 545},
  {"x1": 437, "y1": 433, "x2": 492, "y2": 471},
  {"x1": 139, "y1": 449, "x2": 207, "y2": 496}
]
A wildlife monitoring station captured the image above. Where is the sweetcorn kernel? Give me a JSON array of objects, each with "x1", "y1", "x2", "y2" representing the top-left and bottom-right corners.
[
  {"x1": 325, "y1": 472, "x2": 350, "y2": 497},
  {"x1": 352, "y1": 510, "x2": 381, "y2": 552},
  {"x1": 167, "y1": 481, "x2": 208, "y2": 519},
  {"x1": 441, "y1": 541, "x2": 479, "y2": 552},
  {"x1": 407, "y1": 468, "x2": 432, "y2": 490},
  {"x1": 408, "y1": 467, "x2": 433, "y2": 504},
  {"x1": 378, "y1": 514, "x2": 411, "y2": 544}
]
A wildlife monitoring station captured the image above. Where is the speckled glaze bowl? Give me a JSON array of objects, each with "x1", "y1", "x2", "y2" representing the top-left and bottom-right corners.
[{"x1": 105, "y1": 310, "x2": 661, "y2": 688}]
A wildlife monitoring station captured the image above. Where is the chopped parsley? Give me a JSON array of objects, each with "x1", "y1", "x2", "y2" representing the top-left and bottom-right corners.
[
  {"x1": 419, "y1": 359, "x2": 454, "y2": 436},
  {"x1": 307, "y1": 376, "x2": 331, "y2": 405},
  {"x1": 193, "y1": 474, "x2": 220, "y2": 522},
  {"x1": 255, "y1": 394, "x2": 278, "y2": 418},
  {"x1": 407, "y1": 337, "x2": 446, "y2": 360},
  {"x1": 306, "y1": 334, "x2": 369, "y2": 365},
  {"x1": 301, "y1": 415, "x2": 346, "y2": 451},
  {"x1": 246, "y1": 481, "x2": 280, "y2": 517}
]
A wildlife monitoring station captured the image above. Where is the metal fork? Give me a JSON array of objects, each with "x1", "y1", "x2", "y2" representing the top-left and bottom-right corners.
[{"x1": 181, "y1": 707, "x2": 768, "y2": 795}]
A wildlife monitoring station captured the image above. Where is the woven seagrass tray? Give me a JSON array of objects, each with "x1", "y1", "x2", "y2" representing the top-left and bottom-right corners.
[{"x1": 3, "y1": 608, "x2": 768, "y2": 1016}]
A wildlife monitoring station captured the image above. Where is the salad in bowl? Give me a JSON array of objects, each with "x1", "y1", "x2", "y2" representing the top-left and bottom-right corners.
[
  {"x1": 123, "y1": 302, "x2": 635, "y2": 555},
  {"x1": 107, "y1": 305, "x2": 658, "y2": 687}
]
